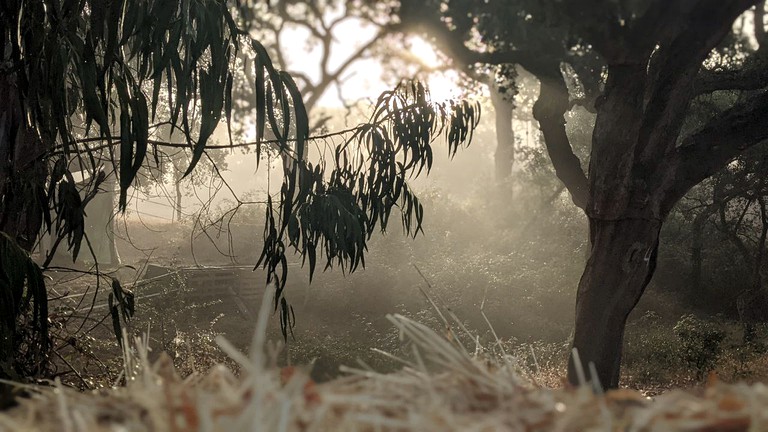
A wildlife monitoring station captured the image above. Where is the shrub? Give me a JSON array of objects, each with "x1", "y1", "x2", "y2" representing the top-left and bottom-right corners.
[
  {"x1": 673, "y1": 314, "x2": 725, "y2": 380},
  {"x1": 623, "y1": 311, "x2": 685, "y2": 386}
]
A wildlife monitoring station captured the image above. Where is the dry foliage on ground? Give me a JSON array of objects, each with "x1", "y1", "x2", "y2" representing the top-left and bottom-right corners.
[{"x1": 3, "y1": 292, "x2": 768, "y2": 432}]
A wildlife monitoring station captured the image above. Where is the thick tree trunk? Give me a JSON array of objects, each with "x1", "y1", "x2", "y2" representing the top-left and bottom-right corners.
[
  {"x1": 569, "y1": 217, "x2": 660, "y2": 388},
  {"x1": 565, "y1": 63, "x2": 667, "y2": 389},
  {"x1": 524, "y1": 0, "x2": 764, "y2": 391}
]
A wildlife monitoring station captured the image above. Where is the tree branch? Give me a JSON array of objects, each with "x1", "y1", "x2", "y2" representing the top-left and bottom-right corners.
[
  {"x1": 399, "y1": 1, "x2": 588, "y2": 206},
  {"x1": 303, "y1": 26, "x2": 392, "y2": 110},
  {"x1": 391, "y1": 8, "x2": 546, "y2": 73},
  {"x1": 638, "y1": 0, "x2": 758, "y2": 165},
  {"x1": 756, "y1": 1, "x2": 767, "y2": 48},
  {"x1": 694, "y1": 61, "x2": 768, "y2": 95},
  {"x1": 531, "y1": 66, "x2": 589, "y2": 209},
  {"x1": 667, "y1": 90, "x2": 768, "y2": 211}
]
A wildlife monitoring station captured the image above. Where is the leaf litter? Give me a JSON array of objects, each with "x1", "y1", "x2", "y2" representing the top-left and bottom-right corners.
[{"x1": 2, "y1": 288, "x2": 768, "y2": 432}]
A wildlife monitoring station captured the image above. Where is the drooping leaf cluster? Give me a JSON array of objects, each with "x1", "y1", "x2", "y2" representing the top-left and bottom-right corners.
[
  {"x1": 1, "y1": 0, "x2": 249, "y2": 208},
  {"x1": 45, "y1": 158, "x2": 108, "y2": 262},
  {"x1": 108, "y1": 278, "x2": 135, "y2": 348},
  {"x1": 256, "y1": 81, "x2": 480, "y2": 337},
  {"x1": 2, "y1": 0, "x2": 309, "y2": 370},
  {"x1": 3, "y1": 0, "x2": 484, "y2": 347}
]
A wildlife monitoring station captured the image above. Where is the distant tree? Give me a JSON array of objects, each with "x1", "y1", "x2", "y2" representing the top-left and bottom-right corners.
[
  {"x1": 488, "y1": 69, "x2": 517, "y2": 182},
  {"x1": 246, "y1": 1, "x2": 393, "y2": 124},
  {"x1": 228, "y1": 0, "x2": 396, "y2": 195},
  {"x1": 681, "y1": 143, "x2": 768, "y2": 341},
  {"x1": 395, "y1": 0, "x2": 768, "y2": 388}
]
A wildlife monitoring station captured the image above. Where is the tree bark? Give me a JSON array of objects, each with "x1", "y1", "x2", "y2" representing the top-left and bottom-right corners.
[
  {"x1": 569, "y1": 217, "x2": 660, "y2": 388},
  {"x1": 0, "y1": 72, "x2": 48, "y2": 252},
  {"x1": 490, "y1": 84, "x2": 515, "y2": 182},
  {"x1": 565, "y1": 63, "x2": 666, "y2": 389}
]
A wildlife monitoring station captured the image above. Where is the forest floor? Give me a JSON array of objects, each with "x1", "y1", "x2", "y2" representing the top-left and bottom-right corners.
[
  {"x1": 8, "y1": 217, "x2": 768, "y2": 430},
  {"x1": 4, "y1": 297, "x2": 768, "y2": 431},
  {"x1": 38, "y1": 219, "x2": 768, "y2": 392}
]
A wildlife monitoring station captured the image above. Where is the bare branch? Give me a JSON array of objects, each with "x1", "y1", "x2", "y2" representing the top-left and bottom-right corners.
[
  {"x1": 303, "y1": 26, "x2": 393, "y2": 110},
  {"x1": 277, "y1": 4, "x2": 325, "y2": 40},
  {"x1": 271, "y1": 20, "x2": 289, "y2": 70}
]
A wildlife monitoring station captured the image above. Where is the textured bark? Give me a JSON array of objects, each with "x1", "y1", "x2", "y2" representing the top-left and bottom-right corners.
[
  {"x1": 566, "y1": 63, "x2": 673, "y2": 388},
  {"x1": 569, "y1": 218, "x2": 660, "y2": 388}
]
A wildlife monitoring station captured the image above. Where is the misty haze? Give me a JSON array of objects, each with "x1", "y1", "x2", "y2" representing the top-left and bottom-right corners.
[{"x1": 3, "y1": 1, "x2": 768, "y2": 430}]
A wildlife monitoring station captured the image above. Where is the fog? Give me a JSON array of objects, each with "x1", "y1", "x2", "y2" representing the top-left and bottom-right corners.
[
  {"x1": 97, "y1": 45, "x2": 594, "y2": 383},
  {"x1": 27, "y1": 2, "x2": 768, "y2": 397}
]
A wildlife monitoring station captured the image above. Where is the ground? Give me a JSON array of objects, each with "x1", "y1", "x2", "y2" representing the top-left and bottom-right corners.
[{"x1": 37, "y1": 217, "x2": 768, "y2": 398}]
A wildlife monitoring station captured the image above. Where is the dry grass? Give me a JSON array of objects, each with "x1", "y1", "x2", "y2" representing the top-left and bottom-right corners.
[{"x1": 4, "y1": 290, "x2": 768, "y2": 432}]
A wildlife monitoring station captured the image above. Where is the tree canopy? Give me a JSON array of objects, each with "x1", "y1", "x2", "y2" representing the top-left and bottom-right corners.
[
  {"x1": 390, "y1": 0, "x2": 768, "y2": 387},
  {"x1": 6, "y1": 0, "x2": 768, "y2": 391}
]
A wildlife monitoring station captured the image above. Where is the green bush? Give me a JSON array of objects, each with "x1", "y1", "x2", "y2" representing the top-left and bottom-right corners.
[
  {"x1": 623, "y1": 311, "x2": 684, "y2": 386},
  {"x1": 673, "y1": 314, "x2": 725, "y2": 380}
]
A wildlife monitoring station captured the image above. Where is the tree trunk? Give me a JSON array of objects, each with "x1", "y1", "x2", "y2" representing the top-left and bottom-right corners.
[
  {"x1": 175, "y1": 179, "x2": 183, "y2": 222},
  {"x1": 490, "y1": 85, "x2": 515, "y2": 182},
  {"x1": 105, "y1": 176, "x2": 121, "y2": 266},
  {"x1": 561, "y1": 61, "x2": 672, "y2": 389},
  {"x1": 689, "y1": 205, "x2": 717, "y2": 301},
  {"x1": 569, "y1": 217, "x2": 660, "y2": 388},
  {"x1": 740, "y1": 195, "x2": 768, "y2": 343},
  {"x1": 0, "y1": 72, "x2": 47, "y2": 252},
  {"x1": 0, "y1": 59, "x2": 50, "y2": 398},
  {"x1": 756, "y1": 1, "x2": 767, "y2": 50},
  {"x1": 517, "y1": 0, "x2": 754, "y2": 387}
]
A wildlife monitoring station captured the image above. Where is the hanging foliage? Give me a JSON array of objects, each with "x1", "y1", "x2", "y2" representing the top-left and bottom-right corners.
[
  {"x1": 256, "y1": 81, "x2": 480, "y2": 338},
  {"x1": 1, "y1": 0, "x2": 299, "y2": 376},
  {"x1": 1, "y1": 0, "x2": 482, "y2": 354}
]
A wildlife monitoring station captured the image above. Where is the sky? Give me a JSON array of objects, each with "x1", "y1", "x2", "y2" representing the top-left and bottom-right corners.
[
  {"x1": 132, "y1": 11, "x2": 467, "y2": 223},
  {"x1": 275, "y1": 13, "x2": 462, "y2": 107}
]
